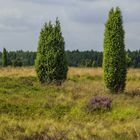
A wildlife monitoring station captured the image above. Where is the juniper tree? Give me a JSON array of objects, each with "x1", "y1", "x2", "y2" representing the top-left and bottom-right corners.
[
  {"x1": 103, "y1": 7, "x2": 127, "y2": 93},
  {"x1": 35, "y1": 18, "x2": 68, "y2": 84},
  {"x1": 2, "y1": 48, "x2": 7, "y2": 67}
]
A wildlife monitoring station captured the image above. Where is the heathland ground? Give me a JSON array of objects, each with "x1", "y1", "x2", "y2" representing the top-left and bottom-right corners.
[{"x1": 0, "y1": 67, "x2": 140, "y2": 140}]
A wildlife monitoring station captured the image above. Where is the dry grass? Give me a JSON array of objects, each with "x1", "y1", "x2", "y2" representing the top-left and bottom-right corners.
[
  {"x1": 68, "y1": 67, "x2": 102, "y2": 77},
  {"x1": 0, "y1": 67, "x2": 35, "y2": 77}
]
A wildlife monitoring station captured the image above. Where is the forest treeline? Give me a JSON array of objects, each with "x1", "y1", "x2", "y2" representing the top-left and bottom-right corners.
[{"x1": 0, "y1": 49, "x2": 140, "y2": 68}]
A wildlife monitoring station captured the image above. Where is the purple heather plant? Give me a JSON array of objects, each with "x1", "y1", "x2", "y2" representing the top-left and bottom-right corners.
[{"x1": 86, "y1": 96, "x2": 112, "y2": 112}]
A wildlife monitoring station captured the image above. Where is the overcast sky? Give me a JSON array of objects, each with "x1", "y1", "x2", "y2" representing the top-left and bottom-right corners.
[{"x1": 0, "y1": 0, "x2": 140, "y2": 51}]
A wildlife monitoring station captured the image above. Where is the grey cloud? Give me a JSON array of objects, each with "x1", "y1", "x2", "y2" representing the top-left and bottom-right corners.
[
  {"x1": 17, "y1": 0, "x2": 76, "y2": 6},
  {"x1": 0, "y1": 0, "x2": 140, "y2": 51},
  {"x1": 68, "y1": 7, "x2": 107, "y2": 24},
  {"x1": 0, "y1": 17, "x2": 37, "y2": 32}
]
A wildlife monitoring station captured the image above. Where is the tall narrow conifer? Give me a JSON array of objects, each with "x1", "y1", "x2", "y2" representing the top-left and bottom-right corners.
[
  {"x1": 35, "y1": 18, "x2": 68, "y2": 84},
  {"x1": 2, "y1": 48, "x2": 7, "y2": 67},
  {"x1": 103, "y1": 7, "x2": 127, "y2": 92}
]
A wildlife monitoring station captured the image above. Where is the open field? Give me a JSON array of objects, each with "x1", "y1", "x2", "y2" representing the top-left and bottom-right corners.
[{"x1": 0, "y1": 67, "x2": 140, "y2": 140}]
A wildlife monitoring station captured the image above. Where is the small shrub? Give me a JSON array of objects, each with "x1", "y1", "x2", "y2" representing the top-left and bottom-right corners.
[
  {"x1": 86, "y1": 96, "x2": 112, "y2": 113},
  {"x1": 126, "y1": 89, "x2": 140, "y2": 97}
]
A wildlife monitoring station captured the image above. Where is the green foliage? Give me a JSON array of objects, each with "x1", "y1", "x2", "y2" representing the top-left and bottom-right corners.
[
  {"x1": 127, "y1": 50, "x2": 140, "y2": 68},
  {"x1": 0, "y1": 49, "x2": 140, "y2": 68},
  {"x1": 35, "y1": 18, "x2": 68, "y2": 84},
  {"x1": 12, "y1": 58, "x2": 23, "y2": 67},
  {"x1": 126, "y1": 53, "x2": 132, "y2": 68},
  {"x1": 67, "y1": 50, "x2": 103, "y2": 67},
  {"x1": 2, "y1": 48, "x2": 7, "y2": 67},
  {"x1": 103, "y1": 7, "x2": 127, "y2": 93}
]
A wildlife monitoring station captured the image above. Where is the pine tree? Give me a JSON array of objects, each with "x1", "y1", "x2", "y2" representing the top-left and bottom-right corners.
[
  {"x1": 103, "y1": 7, "x2": 127, "y2": 93},
  {"x1": 35, "y1": 18, "x2": 68, "y2": 84},
  {"x1": 2, "y1": 48, "x2": 7, "y2": 67}
]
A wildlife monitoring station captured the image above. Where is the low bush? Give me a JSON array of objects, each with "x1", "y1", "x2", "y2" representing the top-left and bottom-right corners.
[
  {"x1": 126, "y1": 89, "x2": 140, "y2": 97},
  {"x1": 86, "y1": 96, "x2": 112, "y2": 113}
]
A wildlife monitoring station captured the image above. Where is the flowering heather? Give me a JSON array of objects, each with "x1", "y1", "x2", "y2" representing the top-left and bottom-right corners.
[{"x1": 86, "y1": 96, "x2": 112, "y2": 112}]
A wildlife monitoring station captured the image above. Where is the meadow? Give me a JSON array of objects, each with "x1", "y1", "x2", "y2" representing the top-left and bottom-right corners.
[{"x1": 0, "y1": 67, "x2": 140, "y2": 140}]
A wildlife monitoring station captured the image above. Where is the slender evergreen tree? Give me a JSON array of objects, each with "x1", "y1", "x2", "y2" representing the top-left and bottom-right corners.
[
  {"x1": 35, "y1": 18, "x2": 68, "y2": 84},
  {"x1": 2, "y1": 48, "x2": 7, "y2": 67},
  {"x1": 103, "y1": 7, "x2": 127, "y2": 93}
]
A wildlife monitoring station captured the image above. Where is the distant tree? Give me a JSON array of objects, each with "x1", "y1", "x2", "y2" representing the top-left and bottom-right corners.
[
  {"x1": 12, "y1": 58, "x2": 23, "y2": 67},
  {"x1": 0, "y1": 52, "x2": 2, "y2": 66},
  {"x1": 126, "y1": 53, "x2": 132, "y2": 68},
  {"x1": 92, "y1": 61, "x2": 97, "y2": 67},
  {"x1": 103, "y1": 7, "x2": 127, "y2": 93},
  {"x1": 35, "y1": 18, "x2": 68, "y2": 84},
  {"x1": 0, "y1": 49, "x2": 139, "y2": 68},
  {"x1": 85, "y1": 60, "x2": 92, "y2": 67},
  {"x1": 2, "y1": 48, "x2": 8, "y2": 67}
]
